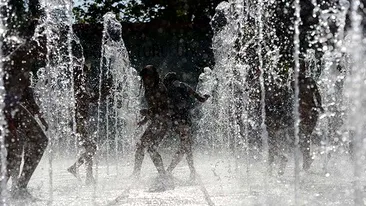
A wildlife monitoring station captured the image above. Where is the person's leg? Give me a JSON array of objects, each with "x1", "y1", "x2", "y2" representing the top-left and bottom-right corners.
[
  {"x1": 147, "y1": 119, "x2": 175, "y2": 191},
  {"x1": 132, "y1": 141, "x2": 145, "y2": 177},
  {"x1": 132, "y1": 123, "x2": 156, "y2": 177},
  {"x1": 68, "y1": 118, "x2": 97, "y2": 183},
  {"x1": 14, "y1": 109, "x2": 48, "y2": 195},
  {"x1": 2, "y1": 111, "x2": 22, "y2": 194},
  {"x1": 267, "y1": 126, "x2": 278, "y2": 175},
  {"x1": 300, "y1": 111, "x2": 318, "y2": 171},
  {"x1": 67, "y1": 151, "x2": 84, "y2": 178},
  {"x1": 300, "y1": 132, "x2": 312, "y2": 170},
  {"x1": 166, "y1": 148, "x2": 185, "y2": 174},
  {"x1": 67, "y1": 118, "x2": 88, "y2": 178},
  {"x1": 147, "y1": 120, "x2": 168, "y2": 176},
  {"x1": 300, "y1": 125, "x2": 314, "y2": 171},
  {"x1": 167, "y1": 124, "x2": 196, "y2": 178},
  {"x1": 278, "y1": 129, "x2": 289, "y2": 176},
  {"x1": 184, "y1": 134, "x2": 196, "y2": 180},
  {"x1": 6, "y1": 131, "x2": 23, "y2": 191},
  {"x1": 166, "y1": 124, "x2": 185, "y2": 174},
  {"x1": 84, "y1": 140, "x2": 97, "y2": 184},
  {"x1": 62, "y1": 112, "x2": 97, "y2": 184}
]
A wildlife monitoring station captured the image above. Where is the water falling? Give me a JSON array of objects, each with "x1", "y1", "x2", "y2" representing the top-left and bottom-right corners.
[
  {"x1": 293, "y1": 0, "x2": 302, "y2": 203},
  {"x1": 97, "y1": 11, "x2": 140, "y2": 178},
  {"x1": 36, "y1": 0, "x2": 76, "y2": 202},
  {"x1": 316, "y1": 2, "x2": 349, "y2": 173},
  {"x1": 206, "y1": 0, "x2": 356, "y2": 204},
  {"x1": 203, "y1": 0, "x2": 249, "y2": 157},
  {"x1": 207, "y1": 0, "x2": 281, "y2": 159},
  {"x1": 196, "y1": 67, "x2": 219, "y2": 152},
  {"x1": 0, "y1": 0, "x2": 8, "y2": 203},
  {"x1": 1, "y1": 0, "x2": 366, "y2": 205},
  {"x1": 346, "y1": 0, "x2": 366, "y2": 204}
]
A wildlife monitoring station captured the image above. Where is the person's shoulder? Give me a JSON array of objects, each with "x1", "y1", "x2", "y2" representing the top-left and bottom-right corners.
[{"x1": 158, "y1": 82, "x2": 168, "y2": 91}]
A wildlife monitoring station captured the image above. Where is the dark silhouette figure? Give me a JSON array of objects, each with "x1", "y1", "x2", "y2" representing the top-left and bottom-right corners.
[
  {"x1": 67, "y1": 64, "x2": 98, "y2": 185},
  {"x1": 163, "y1": 72, "x2": 209, "y2": 181},
  {"x1": 266, "y1": 62, "x2": 323, "y2": 175},
  {"x1": 132, "y1": 65, "x2": 171, "y2": 188},
  {"x1": 265, "y1": 79, "x2": 293, "y2": 175},
  {"x1": 296, "y1": 63, "x2": 323, "y2": 171},
  {"x1": 245, "y1": 67, "x2": 264, "y2": 150},
  {"x1": 3, "y1": 40, "x2": 49, "y2": 199}
]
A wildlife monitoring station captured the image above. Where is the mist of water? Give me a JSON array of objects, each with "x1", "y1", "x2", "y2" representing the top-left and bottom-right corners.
[
  {"x1": 197, "y1": 0, "x2": 366, "y2": 204},
  {"x1": 97, "y1": 12, "x2": 141, "y2": 173},
  {"x1": 2, "y1": 0, "x2": 366, "y2": 205},
  {"x1": 35, "y1": 0, "x2": 77, "y2": 202}
]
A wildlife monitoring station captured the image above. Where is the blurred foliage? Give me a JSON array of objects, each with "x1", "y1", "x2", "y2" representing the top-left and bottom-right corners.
[{"x1": 73, "y1": 0, "x2": 222, "y2": 24}]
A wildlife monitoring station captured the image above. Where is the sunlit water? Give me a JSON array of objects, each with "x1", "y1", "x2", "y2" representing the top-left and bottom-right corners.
[{"x1": 3, "y1": 0, "x2": 366, "y2": 205}]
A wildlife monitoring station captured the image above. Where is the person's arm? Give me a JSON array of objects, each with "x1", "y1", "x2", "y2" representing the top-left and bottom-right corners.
[
  {"x1": 137, "y1": 116, "x2": 149, "y2": 127},
  {"x1": 23, "y1": 87, "x2": 49, "y2": 130},
  {"x1": 174, "y1": 81, "x2": 210, "y2": 102},
  {"x1": 137, "y1": 107, "x2": 151, "y2": 127}
]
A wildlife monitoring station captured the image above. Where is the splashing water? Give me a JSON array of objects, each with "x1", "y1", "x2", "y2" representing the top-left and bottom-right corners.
[
  {"x1": 35, "y1": 0, "x2": 76, "y2": 202},
  {"x1": 0, "y1": 0, "x2": 9, "y2": 204},
  {"x1": 2, "y1": 0, "x2": 366, "y2": 205},
  {"x1": 198, "y1": 0, "x2": 366, "y2": 205},
  {"x1": 96, "y1": 12, "x2": 141, "y2": 174},
  {"x1": 345, "y1": 0, "x2": 366, "y2": 204}
]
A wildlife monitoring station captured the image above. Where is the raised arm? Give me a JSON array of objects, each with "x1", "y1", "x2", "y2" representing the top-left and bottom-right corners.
[{"x1": 174, "y1": 81, "x2": 209, "y2": 102}]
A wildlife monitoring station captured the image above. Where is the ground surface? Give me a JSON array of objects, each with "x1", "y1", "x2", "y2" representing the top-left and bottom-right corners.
[{"x1": 6, "y1": 147, "x2": 365, "y2": 206}]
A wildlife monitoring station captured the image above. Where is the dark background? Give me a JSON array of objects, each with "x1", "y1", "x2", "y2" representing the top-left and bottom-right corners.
[
  {"x1": 4, "y1": 0, "x2": 366, "y2": 85},
  {"x1": 73, "y1": 21, "x2": 214, "y2": 86}
]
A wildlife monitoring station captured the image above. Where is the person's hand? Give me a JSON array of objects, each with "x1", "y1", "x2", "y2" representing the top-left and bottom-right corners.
[
  {"x1": 201, "y1": 94, "x2": 210, "y2": 102},
  {"x1": 137, "y1": 118, "x2": 148, "y2": 127}
]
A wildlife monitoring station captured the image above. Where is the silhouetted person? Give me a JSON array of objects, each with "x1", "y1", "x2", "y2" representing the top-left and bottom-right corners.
[
  {"x1": 3, "y1": 40, "x2": 49, "y2": 199},
  {"x1": 296, "y1": 62, "x2": 323, "y2": 170},
  {"x1": 132, "y1": 65, "x2": 172, "y2": 191},
  {"x1": 245, "y1": 67, "x2": 263, "y2": 150},
  {"x1": 67, "y1": 64, "x2": 99, "y2": 185},
  {"x1": 163, "y1": 72, "x2": 209, "y2": 181},
  {"x1": 264, "y1": 75, "x2": 293, "y2": 175},
  {"x1": 266, "y1": 61, "x2": 323, "y2": 175}
]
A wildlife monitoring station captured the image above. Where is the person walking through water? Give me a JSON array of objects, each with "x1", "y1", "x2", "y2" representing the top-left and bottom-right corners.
[
  {"x1": 296, "y1": 61, "x2": 323, "y2": 171},
  {"x1": 132, "y1": 65, "x2": 173, "y2": 191},
  {"x1": 67, "y1": 64, "x2": 98, "y2": 185},
  {"x1": 3, "y1": 40, "x2": 49, "y2": 199},
  {"x1": 163, "y1": 72, "x2": 209, "y2": 182}
]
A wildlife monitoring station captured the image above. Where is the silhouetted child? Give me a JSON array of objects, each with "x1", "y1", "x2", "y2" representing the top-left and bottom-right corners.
[
  {"x1": 3, "y1": 40, "x2": 49, "y2": 199},
  {"x1": 163, "y1": 72, "x2": 209, "y2": 181},
  {"x1": 132, "y1": 65, "x2": 173, "y2": 191}
]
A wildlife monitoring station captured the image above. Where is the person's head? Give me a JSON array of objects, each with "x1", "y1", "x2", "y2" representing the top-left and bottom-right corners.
[
  {"x1": 163, "y1": 72, "x2": 178, "y2": 87},
  {"x1": 139, "y1": 65, "x2": 159, "y2": 88}
]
